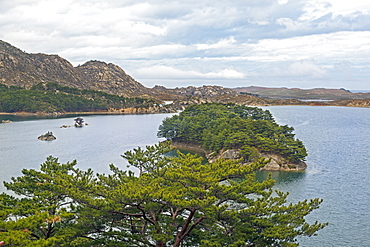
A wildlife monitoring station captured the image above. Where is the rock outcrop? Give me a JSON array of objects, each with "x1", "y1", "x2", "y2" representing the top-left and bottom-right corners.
[
  {"x1": 167, "y1": 85, "x2": 239, "y2": 98},
  {"x1": 38, "y1": 131, "x2": 56, "y2": 141},
  {"x1": 208, "y1": 149, "x2": 306, "y2": 171},
  {"x1": 259, "y1": 153, "x2": 307, "y2": 171},
  {"x1": 171, "y1": 141, "x2": 306, "y2": 171},
  {"x1": 335, "y1": 99, "x2": 370, "y2": 108}
]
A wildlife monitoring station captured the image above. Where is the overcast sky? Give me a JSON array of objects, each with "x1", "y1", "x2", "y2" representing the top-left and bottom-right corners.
[{"x1": 1, "y1": 0, "x2": 370, "y2": 90}]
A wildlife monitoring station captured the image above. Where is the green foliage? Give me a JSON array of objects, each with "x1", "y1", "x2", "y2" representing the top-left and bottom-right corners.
[
  {"x1": 0, "y1": 143, "x2": 327, "y2": 246},
  {"x1": 0, "y1": 157, "x2": 84, "y2": 246},
  {"x1": 0, "y1": 82, "x2": 160, "y2": 113},
  {"x1": 158, "y1": 103, "x2": 307, "y2": 163}
]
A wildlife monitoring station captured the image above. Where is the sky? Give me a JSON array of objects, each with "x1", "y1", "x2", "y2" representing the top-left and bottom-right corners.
[{"x1": 1, "y1": 0, "x2": 370, "y2": 90}]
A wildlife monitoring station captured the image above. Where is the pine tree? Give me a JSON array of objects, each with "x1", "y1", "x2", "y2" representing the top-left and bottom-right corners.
[{"x1": 0, "y1": 142, "x2": 327, "y2": 246}]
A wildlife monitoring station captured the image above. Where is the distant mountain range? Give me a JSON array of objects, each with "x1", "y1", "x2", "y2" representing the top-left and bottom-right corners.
[
  {"x1": 1, "y1": 40, "x2": 369, "y2": 110},
  {"x1": 233, "y1": 86, "x2": 370, "y2": 100},
  {"x1": 0, "y1": 40, "x2": 238, "y2": 100}
]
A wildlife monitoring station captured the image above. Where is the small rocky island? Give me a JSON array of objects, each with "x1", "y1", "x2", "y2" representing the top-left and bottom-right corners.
[
  {"x1": 74, "y1": 117, "x2": 84, "y2": 127},
  {"x1": 158, "y1": 103, "x2": 308, "y2": 171},
  {"x1": 38, "y1": 131, "x2": 56, "y2": 141}
]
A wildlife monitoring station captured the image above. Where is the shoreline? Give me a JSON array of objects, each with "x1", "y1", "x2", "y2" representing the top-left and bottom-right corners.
[
  {"x1": 0, "y1": 111, "x2": 170, "y2": 116},
  {"x1": 1, "y1": 99, "x2": 369, "y2": 117},
  {"x1": 170, "y1": 140, "x2": 306, "y2": 171}
]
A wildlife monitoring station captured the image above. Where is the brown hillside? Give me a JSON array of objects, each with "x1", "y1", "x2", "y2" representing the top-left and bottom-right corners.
[{"x1": 0, "y1": 40, "x2": 147, "y2": 97}]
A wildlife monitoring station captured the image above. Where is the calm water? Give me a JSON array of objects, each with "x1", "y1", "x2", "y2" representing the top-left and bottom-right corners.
[
  {"x1": 1, "y1": 106, "x2": 369, "y2": 246},
  {"x1": 0, "y1": 113, "x2": 172, "y2": 185}
]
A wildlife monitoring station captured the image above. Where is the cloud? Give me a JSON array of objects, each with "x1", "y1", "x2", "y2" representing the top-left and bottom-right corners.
[
  {"x1": 244, "y1": 31, "x2": 370, "y2": 63},
  {"x1": 196, "y1": 37, "x2": 236, "y2": 50},
  {"x1": 1, "y1": 0, "x2": 370, "y2": 89},
  {"x1": 135, "y1": 66, "x2": 245, "y2": 79},
  {"x1": 274, "y1": 60, "x2": 328, "y2": 78}
]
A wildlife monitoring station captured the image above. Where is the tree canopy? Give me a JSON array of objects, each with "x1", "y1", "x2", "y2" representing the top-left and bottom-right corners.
[
  {"x1": 158, "y1": 103, "x2": 307, "y2": 163},
  {"x1": 0, "y1": 82, "x2": 161, "y2": 113},
  {"x1": 0, "y1": 142, "x2": 326, "y2": 246}
]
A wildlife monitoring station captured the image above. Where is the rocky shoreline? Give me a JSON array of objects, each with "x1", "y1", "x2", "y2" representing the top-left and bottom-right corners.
[
  {"x1": 0, "y1": 109, "x2": 172, "y2": 116},
  {"x1": 171, "y1": 141, "x2": 306, "y2": 171}
]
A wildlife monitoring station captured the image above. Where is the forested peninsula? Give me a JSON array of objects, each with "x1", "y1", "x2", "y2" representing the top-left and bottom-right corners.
[{"x1": 158, "y1": 103, "x2": 307, "y2": 170}]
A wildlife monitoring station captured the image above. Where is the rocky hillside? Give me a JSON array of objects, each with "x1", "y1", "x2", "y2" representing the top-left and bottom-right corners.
[
  {"x1": 155, "y1": 85, "x2": 238, "y2": 97},
  {"x1": 1, "y1": 40, "x2": 369, "y2": 109},
  {"x1": 234, "y1": 86, "x2": 370, "y2": 100},
  {"x1": 0, "y1": 40, "x2": 247, "y2": 100},
  {"x1": 0, "y1": 40, "x2": 148, "y2": 97}
]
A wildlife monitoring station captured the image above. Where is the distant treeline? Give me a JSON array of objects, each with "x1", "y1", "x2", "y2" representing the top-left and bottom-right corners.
[{"x1": 0, "y1": 82, "x2": 159, "y2": 113}]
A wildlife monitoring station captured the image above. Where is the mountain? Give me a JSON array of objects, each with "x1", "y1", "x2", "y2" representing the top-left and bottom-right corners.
[
  {"x1": 233, "y1": 86, "x2": 370, "y2": 100},
  {"x1": 0, "y1": 40, "x2": 148, "y2": 97},
  {"x1": 1, "y1": 40, "x2": 369, "y2": 110},
  {"x1": 0, "y1": 40, "x2": 241, "y2": 100}
]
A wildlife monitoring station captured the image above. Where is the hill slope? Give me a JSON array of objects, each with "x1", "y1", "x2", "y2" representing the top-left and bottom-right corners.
[
  {"x1": 0, "y1": 40, "x2": 148, "y2": 97},
  {"x1": 234, "y1": 86, "x2": 370, "y2": 100}
]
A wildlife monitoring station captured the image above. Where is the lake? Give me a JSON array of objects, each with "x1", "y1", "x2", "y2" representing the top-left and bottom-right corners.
[{"x1": 0, "y1": 106, "x2": 369, "y2": 246}]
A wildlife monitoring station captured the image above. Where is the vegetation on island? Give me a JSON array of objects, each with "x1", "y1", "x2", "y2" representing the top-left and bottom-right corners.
[
  {"x1": 0, "y1": 82, "x2": 161, "y2": 113},
  {"x1": 158, "y1": 103, "x2": 307, "y2": 163},
  {"x1": 0, "y1": 142, "x2": 326, "y2": 246}
]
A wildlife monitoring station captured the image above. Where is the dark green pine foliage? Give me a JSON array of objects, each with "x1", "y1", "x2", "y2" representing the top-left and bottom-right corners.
[
  {"x1": 158, "y1": 103, "x2": 307, "y2": 163},
  {"x1": 0, "y1": 82, "x2": 159, "y2": 113},
  {"x1": 0, "y1": 157, "x2": 84, "y2": 246},
  {"x1": 0, "y1": 142, "x2": 327, "y2": 246}
]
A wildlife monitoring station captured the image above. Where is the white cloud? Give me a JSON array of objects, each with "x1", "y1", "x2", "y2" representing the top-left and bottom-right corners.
[
  {"x1": 196, "y1": 37, "x2": 236, "y2": 50},
  {"x1": 1, "y1": 0, "x2": 370, "y2": 89},
  {"x1": 277, "y1": 60, "x2": 328, "y2": 78},
  {"x1": 135, "y1": 66, "x2": 245, "y2": 79},
  {"x1": 245, "y1": 31, "x2": 370, "y2": 63},
  {"x1": 278, "y1": 0, "x2": 289, "y2": 5},
  {"x1": 327, "y1": 0, "x2": 370, "y2": 17},
  {"x1": 299, "y1": 0, "x2": 332, "y2": 22}
]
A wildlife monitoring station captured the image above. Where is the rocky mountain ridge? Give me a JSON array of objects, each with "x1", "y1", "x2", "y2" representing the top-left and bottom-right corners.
[
  {"x1": 0, "y1": 40, "x2": 238, "y2": 100},
  {"x1": 1, "y1": 40, "x2": 369, "y2": 108},
  {"x1": 0, "y1": 40, "x2": 147, "y2": 97},
  {"x1": 234, "y1": 86, "x2": 370, "y2": 100}
]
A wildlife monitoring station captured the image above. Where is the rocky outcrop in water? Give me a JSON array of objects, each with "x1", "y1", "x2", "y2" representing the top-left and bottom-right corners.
[{"x1": 38, "y1": 131, "x2": 56, "y2": 141}]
